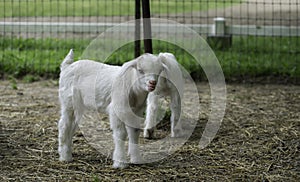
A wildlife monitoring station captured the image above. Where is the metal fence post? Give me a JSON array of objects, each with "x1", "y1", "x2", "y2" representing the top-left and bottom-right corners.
[
  {"x1": 141, "y1": 0, "x2": 153, "y2": 54},
  {"x1": 213, "y1": 17, "x2": 226, "y2": 36},
  {"x1": 135, "y1": 0, "x2": 141, "y2": 58},
  {"x1": 207, "y1": 17, "x2": 232, "y2": 50}
]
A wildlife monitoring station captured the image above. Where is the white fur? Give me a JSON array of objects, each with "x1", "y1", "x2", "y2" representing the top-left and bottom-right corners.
[
  {"x1": 58, "y1": 49, "x2": 165, "y2": 169},
  {"x1": 144, "y1": 53, "x2": 184, "y2": 139}
]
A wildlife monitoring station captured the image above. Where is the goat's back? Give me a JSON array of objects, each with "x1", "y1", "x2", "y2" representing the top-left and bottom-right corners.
[
  {"x1": 156, "y1": 54, "x2": 184, "y2": 97},
  {"x1": 59, "y1": 60, "x2": 121, "y2": 112}
]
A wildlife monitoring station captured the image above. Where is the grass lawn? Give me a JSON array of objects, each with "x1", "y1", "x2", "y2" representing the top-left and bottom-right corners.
[
  {"x1": 0, "y1": 36, "x2": 299, "y2": 81},
  {"x1": 218, "y1": 36, "x2": 300, "y2": 79},
  {"x1": 0, "y1": 0, "x2": 242, "y2": 17}
]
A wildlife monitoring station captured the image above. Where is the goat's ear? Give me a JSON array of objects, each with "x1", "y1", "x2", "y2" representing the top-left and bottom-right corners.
[
  {"x1": 158, "y1": 53, "x2": 168, "y2": 65},
  {"x1": 119, "y1": 59, "x2": 138, "y2": 76},
  {"x1": 158, "y1": 52, "x2": 176, "y2": 63},
  {"x1": 158, "y1": 54, "x2": 169, "y2": 71},
  {"x1": 162, "y1": 62, "x2": 169, "y2": 73}
]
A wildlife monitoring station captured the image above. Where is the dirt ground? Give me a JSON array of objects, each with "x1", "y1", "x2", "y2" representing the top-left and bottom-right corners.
[{"x1": 0, "y1": 80, "x2": 299, "y2": 181}]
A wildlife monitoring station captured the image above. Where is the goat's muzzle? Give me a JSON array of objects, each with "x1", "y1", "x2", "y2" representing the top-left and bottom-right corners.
[{"x1": 148, "y1": 80, "x2": 157, "y2": 92}]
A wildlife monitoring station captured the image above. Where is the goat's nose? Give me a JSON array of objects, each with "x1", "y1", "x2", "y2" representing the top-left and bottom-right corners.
[{"x1": 149, "y1": 80, "x2": 156, "y2": 85}]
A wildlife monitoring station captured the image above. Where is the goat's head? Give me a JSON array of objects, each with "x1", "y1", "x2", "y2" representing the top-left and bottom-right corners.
[
  {"x1": 136, "y1": 53, "x2": 167, "y2": 92},
  {"x1": 120, "y1": 53, "x2": 167, "y2": 92}
]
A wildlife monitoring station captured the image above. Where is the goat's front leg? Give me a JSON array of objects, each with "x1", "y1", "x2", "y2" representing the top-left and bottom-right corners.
[
  {"x1": 126, "y1": 126, "x2": 143, "y2": 164},
  {"x1": 110, "y1": 113, "x2": 128, "y2": 169},
  {"x1": 144, "y1": 93, "x2": 159, "y2": 139},
  {"x1": 170, "y1": 91, "x2": 183, "y2": 138}
]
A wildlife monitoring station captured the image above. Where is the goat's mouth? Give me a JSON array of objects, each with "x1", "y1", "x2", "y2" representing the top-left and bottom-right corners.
[
  {"x1": 147, "y1": 80, "x2": 157, "y2": 92},
  {"x1": 147, "y1": 84, "x2": 156, "y2": 92}
]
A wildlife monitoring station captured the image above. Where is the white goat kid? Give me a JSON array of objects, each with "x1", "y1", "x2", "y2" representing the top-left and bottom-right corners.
[
  {"x1": 144, "y1": 53, "x2": 184, "y2": 139},
  {"x1": 58, "y1": 49, "x2": 165, "y2": 169}
]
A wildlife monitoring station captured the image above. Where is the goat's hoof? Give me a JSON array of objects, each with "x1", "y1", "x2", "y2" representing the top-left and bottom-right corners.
[
  {"x1": 130, "y1": 156, "x2": 144, "y2": 164},
  {"x1": 171, "y1": 130, "x2": 184, "y2": 138},
  {"x1": 59, "y1": 155, "x2": 73, "y2": 162},
  {"x1": 113, "y1": 161, "x2": 129, "y2": 169},
  {"x1": 58, "y1": 146, "x2": 73, "y2": 162},
  {"x1": 143, "y1": 129, "x2": 155, "y2": 139}
]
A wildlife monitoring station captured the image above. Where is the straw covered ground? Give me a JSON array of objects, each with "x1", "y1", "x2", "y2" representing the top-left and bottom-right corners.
[{"x1": 0, "y1": 80, "x2": 299, "y2": 181}]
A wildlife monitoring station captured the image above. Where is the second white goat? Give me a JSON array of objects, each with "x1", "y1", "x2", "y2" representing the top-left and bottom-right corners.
[{"x1": 144, "y1": 53, "x2": 184, "y2": 139}]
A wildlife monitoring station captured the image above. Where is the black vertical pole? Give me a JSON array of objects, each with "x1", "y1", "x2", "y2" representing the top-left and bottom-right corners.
[
  {"x1": 135, "y1": 0, "x2": 141, "y2": 58},
  {"x1": 141, "y1": 0, "x2": 153, "y2": 54}
]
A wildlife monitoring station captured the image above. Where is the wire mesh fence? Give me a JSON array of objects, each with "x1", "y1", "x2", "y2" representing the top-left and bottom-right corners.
[{"x1": 0, "y1": 0, "x2": 299, "y2": 82}]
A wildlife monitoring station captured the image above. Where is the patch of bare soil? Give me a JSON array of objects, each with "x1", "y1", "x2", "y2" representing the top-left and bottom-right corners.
[{"x1": 0, "y1": 80, "x2": 299, "y2": 181}]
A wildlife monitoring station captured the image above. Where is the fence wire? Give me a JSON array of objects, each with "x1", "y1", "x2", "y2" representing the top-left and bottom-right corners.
[{"x1": 0, "y1": 0, "x2": 299, "y2": 81}]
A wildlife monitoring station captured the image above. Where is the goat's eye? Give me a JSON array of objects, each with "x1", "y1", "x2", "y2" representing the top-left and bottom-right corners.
[{"x1": 138, "y1": 69, "x2": 144, "y2": 74}]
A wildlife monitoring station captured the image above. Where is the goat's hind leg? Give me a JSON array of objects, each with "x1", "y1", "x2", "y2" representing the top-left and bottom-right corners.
[{"x1": 58, "y1": 107, "x2": 75, "y2": 162}]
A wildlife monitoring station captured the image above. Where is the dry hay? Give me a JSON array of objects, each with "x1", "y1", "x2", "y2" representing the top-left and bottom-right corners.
[{"x1": 0, "y1": 80, "x2": 299, "y2": 181}]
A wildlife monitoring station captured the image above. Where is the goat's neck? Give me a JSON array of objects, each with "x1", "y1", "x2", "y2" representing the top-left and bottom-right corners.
[
  {"x1": 130, "y1": 70, "x2": 148, "y2": 101},
  {"x1": 129, "y1": 83, "x2": 148, "y2": 111},
  {"x1": 131, "y1": 83, "x2": 148, "y2": 99}
]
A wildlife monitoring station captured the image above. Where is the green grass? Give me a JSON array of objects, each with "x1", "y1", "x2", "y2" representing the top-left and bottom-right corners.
[
  {"x1": 0, "y1": 0, "x2": 242, "y2": 17},
  {"x1": 0, "y1": 38, "x2": 90, "y2": 77},
  {"x1": 218, "y1": 36, "x2": 300, "y2": 78},
  {"x1": 0, "y1": 36, "x2": 299, "y2": 81}
]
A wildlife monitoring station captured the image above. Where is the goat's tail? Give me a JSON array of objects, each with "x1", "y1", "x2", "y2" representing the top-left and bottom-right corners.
[{"x1": 60, "y1": 49, "x2": 74, "y2": 71}]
